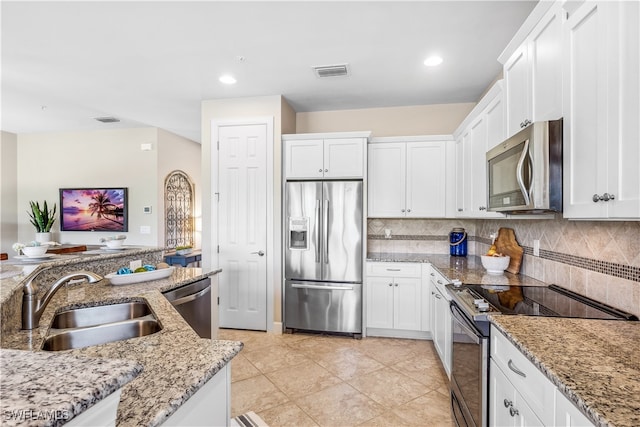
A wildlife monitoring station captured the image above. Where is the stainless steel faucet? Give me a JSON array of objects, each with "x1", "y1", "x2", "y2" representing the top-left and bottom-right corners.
[{"x1": 22, "y1": 269, "x2": 103, "y2": 329}]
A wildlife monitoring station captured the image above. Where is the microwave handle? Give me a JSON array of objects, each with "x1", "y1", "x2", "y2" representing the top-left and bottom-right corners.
[{"x1": 516, "y1": 139, "x2": 531, "y2": 206}]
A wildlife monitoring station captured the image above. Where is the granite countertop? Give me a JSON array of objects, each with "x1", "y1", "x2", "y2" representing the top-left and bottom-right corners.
[
  {"x1": 366, "y1": 252, "x2": 547, "y2": 287},
  {"x1": 490, "y1": 316, "x2": 640, "y2": 427},
  {"x1": 0, "y1": 349, "x2": 143, "y2": 426},
  {"x1": 0, "y1": 267, "x2": 243, "y2": 426}
]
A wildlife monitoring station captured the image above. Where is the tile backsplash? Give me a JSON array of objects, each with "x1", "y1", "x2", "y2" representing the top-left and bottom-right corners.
[{"x1": 367, "y1": 217, "x2": 640, "y2": 317}]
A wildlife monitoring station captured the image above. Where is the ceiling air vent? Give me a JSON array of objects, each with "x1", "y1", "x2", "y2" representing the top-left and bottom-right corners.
[
  {"x1": 94, "y1": 116, "x2": 120, "y2": 123},
  {"x1": 312, "y1": 64, "x2": 350, "y2": 78}
]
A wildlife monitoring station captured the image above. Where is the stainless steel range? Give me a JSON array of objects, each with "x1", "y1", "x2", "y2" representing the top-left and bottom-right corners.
[{"x1": 447, "y1": 283, "x2": 638, "y2": 427}]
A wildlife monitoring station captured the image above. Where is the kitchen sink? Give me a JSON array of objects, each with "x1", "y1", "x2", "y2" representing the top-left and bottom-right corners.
[
  {"x1": 51, "y1": 301, "x2": 153, "y2": 329},
  {"x1": 42, "y1": 319, "x2": 161, "y2": 351},
  {"x1": 42, "y1": 300, "x2": 162, "y2": 351}
]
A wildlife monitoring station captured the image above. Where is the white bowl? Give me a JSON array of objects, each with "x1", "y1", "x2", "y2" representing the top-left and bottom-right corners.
[
  {"x1": 481, "y1": 255, "x2": 511, "y2": 274},
  {"x1": 21, "y1": 246, "x2": 48, "y2": 257},
  {"x1": 105, "y1": 239, "x2": 124, "y2": 249}
]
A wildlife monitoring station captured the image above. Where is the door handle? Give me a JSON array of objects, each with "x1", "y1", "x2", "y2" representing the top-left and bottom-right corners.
[{"x1": 250, "y1": 251, "x2": 265, "y2": 256}]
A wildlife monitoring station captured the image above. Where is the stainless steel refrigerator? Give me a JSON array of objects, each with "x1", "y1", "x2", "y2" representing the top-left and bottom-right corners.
[{"x1": 284, "y1": 180, "x2": 363, "y2": 335}]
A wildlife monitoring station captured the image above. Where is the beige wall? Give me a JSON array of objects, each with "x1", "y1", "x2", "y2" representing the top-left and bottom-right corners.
[
  {"x1": 1, "y1": 131, "x2": 19, "y2": 253},
  {"x1": 296, "y1": 103, "x2": 475, "y2": 136},
  {"x1": 201, "y1": 95, "x2": 292, "y2": 327},
  {"x1": 157, "y1": 129, "x2": 202, "y2": 249},
  {"x1": 17, "y1": 128, "x2": 161, "y2": 247}
]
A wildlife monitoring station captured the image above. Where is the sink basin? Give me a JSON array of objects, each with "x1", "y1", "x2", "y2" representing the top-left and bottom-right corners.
[
  {"x1": 42, "y1": 319, "x2": 162, "y2": 351},
  {"x1": 51, "y1": 301, "x2": 153, "y2": 329}
]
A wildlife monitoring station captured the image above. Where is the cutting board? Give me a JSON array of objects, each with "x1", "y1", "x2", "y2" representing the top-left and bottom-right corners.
[
  {"x1": 494, "y1": 228, "x2": 523, "y2": 274},
  {"x1": 46, "y1": 245, "x2": 87, "y2": 254}
]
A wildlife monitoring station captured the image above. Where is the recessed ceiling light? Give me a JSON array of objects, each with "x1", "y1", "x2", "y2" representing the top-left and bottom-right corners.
[
  {"x1": 424, "y1": 56, "x2": 443, "y2": 67},
  {"x1": 219, "y1": 74, "x2": 237, "y2": 85}
]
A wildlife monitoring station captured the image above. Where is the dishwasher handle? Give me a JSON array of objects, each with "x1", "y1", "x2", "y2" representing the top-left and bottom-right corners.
[{"x1": 170, "y1": 285, "x2": 211, "y2": 306}]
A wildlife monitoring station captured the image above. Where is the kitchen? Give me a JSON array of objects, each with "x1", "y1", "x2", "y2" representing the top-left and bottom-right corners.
[{"x1": 1, "y1": 1, "x2": 639, "y2": 427}]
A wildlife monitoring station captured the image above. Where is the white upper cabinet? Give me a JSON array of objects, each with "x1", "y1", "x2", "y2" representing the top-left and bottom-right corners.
[
  {"x1": 283, "y1": 133, "x2": 369, "y2": 179},
  {"x1": 453, "y1": 82, "x2": 506, "y2": 218},
  {"x1": 502, "y1": 1, "x2": 563, "y2": 138},
  {"x1": 368, "y1": 137, "x2": 448, "y2": 218},
  {"x1": 563, "y1": 1, "x2": 640, "y2": 219}
]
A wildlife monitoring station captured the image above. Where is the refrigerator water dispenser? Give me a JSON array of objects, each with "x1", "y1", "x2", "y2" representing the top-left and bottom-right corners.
[{"x1": 289, "y1": 217, "x2": 309, "y2": 250}]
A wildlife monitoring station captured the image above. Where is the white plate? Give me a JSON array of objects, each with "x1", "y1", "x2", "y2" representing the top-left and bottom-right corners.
[
  {"x1": 106, "y1": 266, "x2": 175, "y2": 285},
  {"x1": 15, "y1": 254, "x2": 56, "y2": 261}
]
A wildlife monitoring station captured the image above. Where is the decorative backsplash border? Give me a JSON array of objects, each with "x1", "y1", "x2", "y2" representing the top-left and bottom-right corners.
[{"x1": 368, "y1": 234, "x2": 640, "y2": 283}]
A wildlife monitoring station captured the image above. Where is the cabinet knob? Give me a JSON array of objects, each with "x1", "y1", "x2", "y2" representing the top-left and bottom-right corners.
[
  {"x1": 394, "y1": 283, "x2": 398, "y2": 287},
  {"x1": 479, "y1": 206, "x2": 486, "y2": 211},
  {"x1": 324, "y1": 169, "x2": 328, "y2": 173},
  {"x1": 435, "y1": 294, "x2": 442, "y2": 299},
  {"x1": 503, "y1": 399, "x2": 513, "y2": 408},
  {"x1": 509, "y1": 407, "x2": 520, "y2": 417},
  {"x1": 388, "y1": 283, "x2": 393, "y2": 287},
  {"x1": 593, "y1": 193, "x2": 616, "y2": 202},
  {"x1": 407, "y1": 209, "x2": 411, "y2": 213},
  {"x1": 401, "y1": 209, "x2": 406, "y2": 213},
  {"x1": 319, "y1": 169, "x2": 323, "y2": 173},
  {"x1": 457, "y1": 208, "x2": 463, "y2": 212}
]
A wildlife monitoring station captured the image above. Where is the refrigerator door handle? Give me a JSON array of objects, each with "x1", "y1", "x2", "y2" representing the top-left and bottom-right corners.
[
  {"x1": 292, "y1": 283, "x2": 354, "y2": 291},
  {"x1": 315, "y1": 199, "x2": 321, "y2": 263},
  {"x1": 323, "y1": 199, "x2": 329, "y2": 264}
]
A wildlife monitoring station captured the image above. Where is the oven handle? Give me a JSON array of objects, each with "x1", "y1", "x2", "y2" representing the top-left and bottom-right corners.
[
  {"x1": 450, "y1": 302, "x2": 482, "y2": 345},
  {"x1": 450, "y1": 389, "x2": 467, "y2": 427},
  {"x1": 516, "y1": 138, "x2": 532, "y2": 206}
]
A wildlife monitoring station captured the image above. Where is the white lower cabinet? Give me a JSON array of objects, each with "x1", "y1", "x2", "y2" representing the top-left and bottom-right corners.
[
  {"x1": 490, "y1": 325, "x2": 594, "y2": 427},
  {"x1": 66, "y1": 389, "x2": 122, "y2": 427},
  {"x1": 366, "y1": 262, "x2": 428, "y2": 339},
  {"x1": 164, "y1": 364, "x2": 230, "y2": 426},
  {"x1": 490, "y1": 359, "x2": 544, "y2": 427},
  {"x1": 427, "y1": 264, "x2": 451, "y2": 377}
]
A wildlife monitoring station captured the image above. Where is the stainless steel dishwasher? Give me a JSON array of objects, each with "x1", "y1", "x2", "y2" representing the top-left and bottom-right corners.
[{"x1": 162, "y1": 277, "x2": 211, "y2": 338}]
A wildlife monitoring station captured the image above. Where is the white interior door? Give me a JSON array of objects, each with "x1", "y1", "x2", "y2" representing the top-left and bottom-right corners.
[{"x1": 217, "y1": 123, "x2": 267, "y2": 330}]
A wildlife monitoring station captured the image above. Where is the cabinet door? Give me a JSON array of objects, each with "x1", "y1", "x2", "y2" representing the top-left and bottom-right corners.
[
  {"x1": 394, "y1": 277, "x2": 422, "y2": 331},
  {"x1": 504, "y1": 44, "x2": 531, "y2": 138},
  {"x1": 490, "y1": 360, "x2": 516, "y2": 427},
  {"x1": 366, "y1": 276, "x2": 394, "y2": 329},
  {"x1": 454, "y1": 136, "x2": 466, "y2": 216},
  {"x1": 530, "y1": 2, "x2": 563, "y2": 123},
  {"x1": 368, "y1": 143, "x2": 406, "y2": 217},
  {"x1": 555, "y1": 392, "x2": 594, "y2": 427},
  {"x1": 324, "y1": 138, "x2": 364, "y2": 178},
  {"x1": 563, "y1": 1, "x2": 609, "y2": 218},
  {"x1": 406, "y1": 141, "x2": 446, "y2": 217},
  {"x1": 285, "y1": 139, "x2": 324, "y2": 179},
  {"x1": 607, "y1": 0, "x2": 640, "y2": 218},
  {"x1": 470, "y1": 116, "x2": 488, "y2": 214},
  {"x1": 432, "y1": 281, "x2": 451, "y2": 376},
  {"x1": 485, "y1": 90, "x2": 505, "y2": 150}
]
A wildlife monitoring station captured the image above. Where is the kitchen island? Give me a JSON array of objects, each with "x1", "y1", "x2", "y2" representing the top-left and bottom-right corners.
[
  {"x1": 490, "y1": 315, "x2": 640, "y2": 427},
  {"x1": 0, "y1": 248, "x2": 242, "y2": 426}
]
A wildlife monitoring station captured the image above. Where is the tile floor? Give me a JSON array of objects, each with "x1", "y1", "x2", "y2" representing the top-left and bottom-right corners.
[{"x1": 218, "y1": 329, "x2": 452, "y2": 427}]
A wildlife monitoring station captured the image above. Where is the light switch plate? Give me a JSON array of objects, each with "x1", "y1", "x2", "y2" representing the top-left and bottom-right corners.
[
  {"x1": 533, "y1": 239, "x2": 540, "y2": 256},
  {"x1": 140, "y1": 226, "x2": 151, "y2": 234}
]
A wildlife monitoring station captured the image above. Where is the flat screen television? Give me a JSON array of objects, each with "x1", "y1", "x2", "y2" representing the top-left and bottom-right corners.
[{"x1": 59, "y1": 188, "x2": 128, "y2": 232}]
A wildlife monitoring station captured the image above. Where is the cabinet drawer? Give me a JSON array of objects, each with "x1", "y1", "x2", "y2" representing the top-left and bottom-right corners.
[
  {"x1": 366, "y1": 262, "x2": 421, "y2": 277},
  {"x1": 491, "y1": 325, "x2": 555, "y2": 426}
]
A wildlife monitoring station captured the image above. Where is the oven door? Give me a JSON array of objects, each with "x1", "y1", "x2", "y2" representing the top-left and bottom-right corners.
[{"x1": 450, "y1": 302, "x2": 489, "y2": 427}]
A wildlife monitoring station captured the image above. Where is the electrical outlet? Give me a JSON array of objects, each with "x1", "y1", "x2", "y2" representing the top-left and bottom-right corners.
[
  {"x1": 533, "y1": 239, "x2": 540, "y2": 256},
  {"x1": 130, "y1": 259, "x2": 142, "y2": 270}
]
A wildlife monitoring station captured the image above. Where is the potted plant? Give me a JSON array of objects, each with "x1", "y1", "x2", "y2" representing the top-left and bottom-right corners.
[{"x1": 28, "y1": 200, "x2": 56, "y2": 243}]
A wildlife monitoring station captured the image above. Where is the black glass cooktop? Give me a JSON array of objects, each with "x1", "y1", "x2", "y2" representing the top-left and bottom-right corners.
[{"x1": 463, "y1": 284, "x2": 638, "y2": 321}]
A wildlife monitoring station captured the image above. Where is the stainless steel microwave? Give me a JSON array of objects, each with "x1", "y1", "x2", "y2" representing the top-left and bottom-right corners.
[{"x1": 486, "y1": 119, "x2": 562, "y2": 213}]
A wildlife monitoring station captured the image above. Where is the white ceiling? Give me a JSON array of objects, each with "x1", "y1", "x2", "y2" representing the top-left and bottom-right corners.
[{"x1": 1, "y1": 1, "x2": 537, "y2": 143}]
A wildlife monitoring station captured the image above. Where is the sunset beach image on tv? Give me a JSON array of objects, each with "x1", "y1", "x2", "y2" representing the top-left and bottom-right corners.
[{"x1": 59, "y1": 188, "x2": 128, "y2": 231}]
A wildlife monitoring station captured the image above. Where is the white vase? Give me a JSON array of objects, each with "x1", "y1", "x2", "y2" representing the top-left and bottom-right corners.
[{"x1": 35, "y1": 232, "x2": 51, "y2": 243}]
